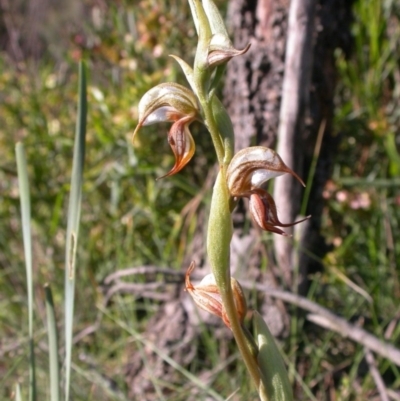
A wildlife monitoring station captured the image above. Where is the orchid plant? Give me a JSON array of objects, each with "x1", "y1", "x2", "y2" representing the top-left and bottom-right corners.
[{"x1": 133, "y1": 1, "x2": 310, "y2": 399}]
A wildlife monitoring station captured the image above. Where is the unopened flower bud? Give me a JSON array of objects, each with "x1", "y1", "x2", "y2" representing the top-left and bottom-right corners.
[
  {"x1": 202, "y1": 0, "x2": 250, "y2": 67},
  {"x1": 208, "y1": 37, "x2": 251, "y2": 67}
]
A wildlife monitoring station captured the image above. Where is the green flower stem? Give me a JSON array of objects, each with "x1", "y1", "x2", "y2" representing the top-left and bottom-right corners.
[
  {"x1": 220, "y1": 285, "x2": 262, "y2": 389},
  {"x1": 202, "y1": 100, "x2": 225, "y2": 165},
  {"x1": 207, "y1": 171, "x2": 261, "y2": 392},
  {"x1": 198, "y1": 95, "x2": 235, "y2": 169},
  {"x1": 191, "y1": 0, "x2": 230, "y2": 166},
  {"x1": 192, "y1": 0, "x2": 212, "y2": 106},
  {"x1": 210, "y1": 96, "x2": 235, "y2": 164},
  {"x1": 193, "y1": 0, "x2": 263, "y2": 394}
]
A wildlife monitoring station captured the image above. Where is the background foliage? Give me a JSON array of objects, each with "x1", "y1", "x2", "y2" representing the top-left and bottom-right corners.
[{"x1": 0, "y1": 0, "x2": 399, "y2": 399}]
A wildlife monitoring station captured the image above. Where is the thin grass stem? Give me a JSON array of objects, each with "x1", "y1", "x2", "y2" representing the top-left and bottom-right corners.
[
  {"x1": 16, "y1": 142, "x2": 37, "y2": 401},
  {"x1": 64, "y1": 61, "x2": 87, "y2": 401},
  {"x1": 45, "y1": 284, "x2": 60, "y2": 401}
]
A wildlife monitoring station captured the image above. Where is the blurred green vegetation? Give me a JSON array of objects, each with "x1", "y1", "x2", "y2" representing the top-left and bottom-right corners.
[{"x1": 0, "y1": 0, "x2": 399, "y2": 399}]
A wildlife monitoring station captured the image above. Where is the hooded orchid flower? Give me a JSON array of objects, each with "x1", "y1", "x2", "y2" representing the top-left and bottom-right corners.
[
  {"x1": 226, "y1": 146, "x2": 311, "y2": 236},
  {"x1": 185, "y1": 261, "x2": 247, "y2": 329},
  {"x1": 133, "y1": 83, "x2": 201, "y2": 178},
  {"x1": 207, "y1": 34, "x2": 251, "y2": 67},
  {"x1": 192, "y1": 0, "x2": 250, "y2": 68}
]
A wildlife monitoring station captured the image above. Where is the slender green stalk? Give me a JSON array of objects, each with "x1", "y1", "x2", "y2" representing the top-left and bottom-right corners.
[
  {"x1": 206, "y1": 171, "x2": 262, "y2": 392},
  {"x1": 64, "y1": 61, "x2": 87, "y2": 401},
  {"x1": 202, "y1": 100, "x2": 225, "y2": 165},
  {"x1": 16, "y1": 142, "x2": 37, "y2": 401},
  {"x1": 300, "y1": 119, "x2": 326, "y2": 216},
  {"x1": 45, "y1": 284, "x2": 60, "y2": 401},
  {"x1": 220, "y1": 285, "x2": 262, "y2": 388}
]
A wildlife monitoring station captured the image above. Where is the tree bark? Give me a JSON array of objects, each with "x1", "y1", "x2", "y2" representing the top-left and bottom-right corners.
[{"x1": 224, "y1": 0, "x2": 289, "y2": 151}]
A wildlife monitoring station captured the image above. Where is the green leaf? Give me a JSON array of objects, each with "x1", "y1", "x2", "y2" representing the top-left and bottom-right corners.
[
  {"x1": 169, "y1": 55, "x2": 198, "y2": 97},
  {"x1": 64, "y1": 60, "x2": 87, "y2": 401},
  {"x1": 253, "y1": 311, "x2": 293, "y2": 401},
  {"x1": 385, "y1": 132, "x2": 400, "y2": 176},
  {"x1": 191, "y1": 0, "x2": 212, "y2": 99},
  {"x1": 45, "y1": 284, "x2": 60, "y2": 401},
  {"x1": 187, "y1": 0, "x2": 200, "y2": 36},
  {"x1": 16, "y1": 142, "x2": 37, "y2": 401}
]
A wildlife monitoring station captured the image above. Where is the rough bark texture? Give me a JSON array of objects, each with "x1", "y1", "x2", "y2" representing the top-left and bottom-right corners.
[
  {"x1": 224, "y1": 0, "x2": 354, "y2": 294},
  {"x1": 223, "y1": 0, "x2": 289, "y2": 152}
]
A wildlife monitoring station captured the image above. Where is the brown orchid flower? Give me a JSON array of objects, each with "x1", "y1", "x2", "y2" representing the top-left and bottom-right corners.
[
  {"x1": 226, "y1": 146, "x2": 311, "y2": 236},
  {"x1": 207, "y1": 35, "x2": 251, "y2": 67},
  {"x1": 132, "y1": 83, "x2": 201, "y2": 178},
  {"x1": 199, "y1": 0, "x2": 251, "y2": 68},
  {"x1": 185, "y1": 262, "x2": 247, "y2": 329}
]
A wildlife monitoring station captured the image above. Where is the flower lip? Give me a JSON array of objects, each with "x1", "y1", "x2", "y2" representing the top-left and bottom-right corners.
[
  {"x1": 159, "y1": 115, "x2": 196, "y2": 178},
  {"x1": 249, "y1": 188, "x2": 311, "y2": 236}
]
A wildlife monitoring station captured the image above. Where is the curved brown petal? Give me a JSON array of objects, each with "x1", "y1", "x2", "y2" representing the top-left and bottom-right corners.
[
  {"x1": 249, "y1": 188, "x2": 311, "y2": 236},
  {"x1": 158, "y1": 114, "x2": 196, "y2": 179}
]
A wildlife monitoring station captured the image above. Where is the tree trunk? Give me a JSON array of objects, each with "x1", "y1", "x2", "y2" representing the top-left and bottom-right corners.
[{"x1": 224, "y1": 0, "x2": 289, "y2": 152}]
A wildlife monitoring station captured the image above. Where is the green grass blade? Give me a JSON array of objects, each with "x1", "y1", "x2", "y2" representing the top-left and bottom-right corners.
[
  {"x1": 64, "y1": 61, "x2": 87, "y2": 401},
  {"x1": 300, "y1": 119, "x2": 326, "y2": 216},
  {"x1": 45, "y1": 284, "x2": 60, "y2": 401},
  {"x1": 15, "y1": 142, "x2": 37, "y2": 401}
]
